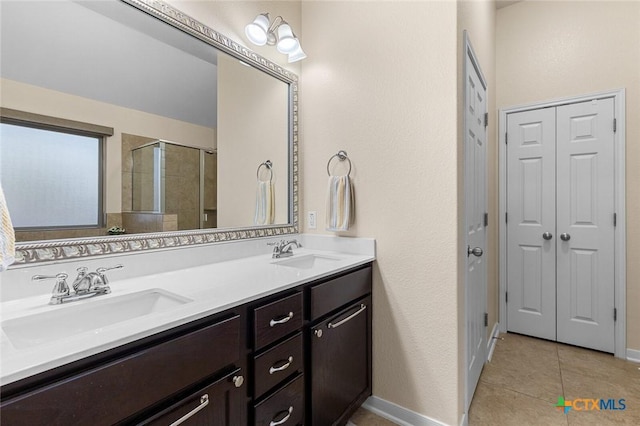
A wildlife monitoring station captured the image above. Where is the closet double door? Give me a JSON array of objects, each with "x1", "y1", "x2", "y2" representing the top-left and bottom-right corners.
[{"x1": 506, "y1": 98, "x2": 615, "y2": 353}]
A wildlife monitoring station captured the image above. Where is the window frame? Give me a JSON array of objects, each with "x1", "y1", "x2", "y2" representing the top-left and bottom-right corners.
[{"x1": 0, "y1": 108, "x2": 113, "y2": 231}]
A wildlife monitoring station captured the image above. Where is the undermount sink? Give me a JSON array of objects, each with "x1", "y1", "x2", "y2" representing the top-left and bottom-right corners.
[
  {"x1": 2, "y1": 289, "x2": 192, "y2": 349},
  {"x1": 272, "y1": 254, "x2": 342, "y2": 269}
]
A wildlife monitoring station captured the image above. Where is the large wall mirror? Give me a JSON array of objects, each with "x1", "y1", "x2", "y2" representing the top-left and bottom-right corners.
[{"x1": 0, "y1": 0, "x2": 298, "y2": 265}]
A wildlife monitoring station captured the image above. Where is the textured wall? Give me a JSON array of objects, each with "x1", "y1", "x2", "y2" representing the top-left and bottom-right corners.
[
  {"x1": 300, "y1": 2, "x2": 460, "y2": 424},
  {"x1": 497, "y1": 0, "x2": 640, "y2": 352}
]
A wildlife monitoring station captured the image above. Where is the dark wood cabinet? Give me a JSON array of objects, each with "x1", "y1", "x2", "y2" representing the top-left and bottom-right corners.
[
  {"x1": 1, "y1": 263, "x2": 372, "y2": 426},
  {"x1": 309, "y1": 297, "x2": 372, "y2": 426},
  {"x1": 307, "y1": 265, "x2": 372, "y2": 426},
  {"x1": 139, "y1": 367, "x2": 246, "y2": 426}
]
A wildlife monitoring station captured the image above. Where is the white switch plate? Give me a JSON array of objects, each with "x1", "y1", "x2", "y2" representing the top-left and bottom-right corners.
[{"x1": 308, "y1": 211, "x2": 317, "y2": 229}]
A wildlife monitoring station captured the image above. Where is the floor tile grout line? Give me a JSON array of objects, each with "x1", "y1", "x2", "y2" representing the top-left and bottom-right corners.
[
  {"x1": 479, "y1": 379, "x2": 565, "y2": 406},
  {"x1": 555, "y1": 343, "x2": 570, "y2": 426}
]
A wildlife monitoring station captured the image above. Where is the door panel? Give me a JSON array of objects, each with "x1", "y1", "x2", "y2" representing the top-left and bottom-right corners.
[
  {"x1": 506, "y1": 108, "x2": 556, "y2": 340},
  {"x1": 556, "y1": 98, "x2": 615, "y2": 353},
  {"x1": 464, "y1": 50, "x2": 487, "y2": 410}
]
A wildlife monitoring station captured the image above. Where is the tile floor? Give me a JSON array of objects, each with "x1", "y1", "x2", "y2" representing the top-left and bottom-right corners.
[{"x1": 349, "y1": 333, "x2": 640, "y2": 426}]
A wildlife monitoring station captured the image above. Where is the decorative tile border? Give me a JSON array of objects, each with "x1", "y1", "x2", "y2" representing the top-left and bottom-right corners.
[{"x1": 14, "y1": 0, "x2": 299, "y2": 266}]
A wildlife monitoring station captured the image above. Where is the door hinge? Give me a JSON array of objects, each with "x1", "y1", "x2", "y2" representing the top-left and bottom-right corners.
[
  {"x1": 484, "y1": 212, "x2": 489, "y2": 227},
  {"x1": 484, "y1": 112, "x2": 489, "y2": 128},
  {"x1": 614, "y1": 308, "x2": 617, "y2": 322},
  {"x1": 614, "y1": 212, "x2": 617, "y2": 227},
  {"x1": 505, "y1": 132, "x2": 508, "y2": 144},
  {"x1": 506, "y1": 292, "x2": 508, "y2": 303},
  {"x1": 484, "y1": 312, "x2": 488, "y2": 327},
  {"x1": 505, "y1": 212, "x2": 508, "y2": 223},
  {"x1": 613, "y1": 118, "x2": 617, "y2": 133}
]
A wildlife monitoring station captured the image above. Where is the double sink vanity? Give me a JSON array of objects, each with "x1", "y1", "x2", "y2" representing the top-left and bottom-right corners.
[{"x1": 0, "y1": 236, "x2": 375, "y2": 425}]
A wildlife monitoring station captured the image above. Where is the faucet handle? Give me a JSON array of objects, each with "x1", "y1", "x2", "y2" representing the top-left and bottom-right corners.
[
  {"x1": 32, "y1": 273, "x2": 70, "y2": 300},
  {"x1": 95, "y1": 264, "x2": 123, "y2": 286},
  {"x1": 32, "y1": 272, "x2": 69, "y2": 282}
]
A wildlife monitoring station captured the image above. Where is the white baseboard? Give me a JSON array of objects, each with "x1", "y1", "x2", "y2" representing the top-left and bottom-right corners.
[
  {"x1": 362, "y1": 396, "x2": 449, "y2": 426},
  {"x1": 627, "y1": 348, "x2": 640, "y2": 363},
  {"x1": 487, "y1": 323, "x2": 500, "y2": 362}
]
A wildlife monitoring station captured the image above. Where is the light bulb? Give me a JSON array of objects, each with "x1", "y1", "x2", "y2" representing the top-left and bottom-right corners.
[
  {"x1": 288, "y1": 44, "x2": 307, "y2": 63},
  {"x1": 276, "y1": 23, "x2": 298, "y2": 54},
  {"x1": 245, "y1": 13, "x2": 270, "y2": 46}
]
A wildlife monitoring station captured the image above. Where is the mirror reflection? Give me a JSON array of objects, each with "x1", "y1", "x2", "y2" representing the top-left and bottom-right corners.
[{"x1": 0, "y1": 0, "x2": 291, "y2": 243}]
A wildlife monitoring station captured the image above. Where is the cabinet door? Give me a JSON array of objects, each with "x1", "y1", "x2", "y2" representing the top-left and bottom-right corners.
[
  {"x1": 310, "y1": 296, "x2": 371, "y2": 426},
  {"x1": 139, "y1": 368, "x2": 246, "y2": 426}
]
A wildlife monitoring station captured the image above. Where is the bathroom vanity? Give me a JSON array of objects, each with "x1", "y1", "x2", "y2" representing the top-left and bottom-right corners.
[{"x1": 0, "y1": 244, "x2": 373, "y2": 426}]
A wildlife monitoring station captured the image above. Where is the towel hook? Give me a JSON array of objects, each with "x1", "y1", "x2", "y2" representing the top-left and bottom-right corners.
[
  {"x1": 257, "y1": 160, "x2": 273, "y2": 182},
  {"x1": 326, "y1": 150, "x2": 352, "y2": 177}
]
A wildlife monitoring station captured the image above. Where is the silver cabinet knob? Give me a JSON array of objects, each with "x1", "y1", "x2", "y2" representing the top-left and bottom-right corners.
[
  {"x1": 232, "y1": 375, "x2": 244, "y2": 388},
  {"x1": 560, "y1": 233, "x2": 571, "y2": 241},
  {"x1": 467, "y1": 246, "x2": 483, "y2": 257},
  {"x1": 542, "y1": 232, "x2": 553, "y2": 240},
  {"x1": 314, "y1": 329, "x2": 323, "y2": 338}
]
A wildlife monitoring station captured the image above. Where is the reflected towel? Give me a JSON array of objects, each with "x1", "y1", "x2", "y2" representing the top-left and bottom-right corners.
[
  {"x1": 254, "y1": 181, "x2": 275, "y2": 225},
  {"x1": 0, "y1": 185, "x2": 16, "y2": 271},
  {"x1": 326, "y1": 175, "x2": 355, "y2": 231}
]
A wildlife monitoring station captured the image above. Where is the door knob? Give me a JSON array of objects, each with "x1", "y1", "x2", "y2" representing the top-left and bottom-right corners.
[
  {"x1": 542, "y1": 232, "x2": 553, "y2": 240},
  {"x1": 467, "y1": 246, "x2": 483, "y2": 257},
  {"x1": 560, "y1": 233, "x2": 571, "y2": 241}
]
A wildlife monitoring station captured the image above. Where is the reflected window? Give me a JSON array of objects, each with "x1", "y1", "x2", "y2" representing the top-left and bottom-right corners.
[{"x1": 0, "y1": 121, "x2": 104, "y2": 229}]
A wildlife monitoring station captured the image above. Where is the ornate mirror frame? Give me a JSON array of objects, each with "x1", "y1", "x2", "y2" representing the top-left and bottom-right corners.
[{"x1": 13, "y1": 0, "x2": 298, "y2": 266}]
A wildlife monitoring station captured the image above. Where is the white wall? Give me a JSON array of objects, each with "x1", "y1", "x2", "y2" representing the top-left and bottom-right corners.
[
  {"x1": 217, "y1": 54, "x2": 289, "y2": 228},
  {"x1": 300, "y1": 2, "x2": 460, "y2": 424},
  {"x1": 496, "y1": 0, "x2": 640, "y2": 352}
]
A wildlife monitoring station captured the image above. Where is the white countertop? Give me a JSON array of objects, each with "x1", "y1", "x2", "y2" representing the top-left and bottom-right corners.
[{"x1": 0, "y1": 243, "x2": 374, "y2": 386}]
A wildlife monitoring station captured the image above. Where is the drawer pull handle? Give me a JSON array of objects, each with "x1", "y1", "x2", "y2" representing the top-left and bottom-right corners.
[
  {"x1": 328, "y1": 304, "x2": 367, "y2": 329},
  {"x1": 269, "y1": 356, "x2": 294, "y2": 374},
  {"x1": 270, "y1": 312, "x2": 294, "y2": 327},
  {"x1": 169, "y1": 394, "x2": 209, "y2": 426},
  {"x1": 270, "y1": 406, "x2": 294, "y2": 426}
]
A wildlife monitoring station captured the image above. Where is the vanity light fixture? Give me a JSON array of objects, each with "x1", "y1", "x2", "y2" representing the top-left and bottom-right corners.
[{"x1": 245, "y1": 13, "x2": 306, "y2": 63}]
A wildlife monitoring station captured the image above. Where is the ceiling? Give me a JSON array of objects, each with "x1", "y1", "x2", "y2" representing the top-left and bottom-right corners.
[{"x1": 0, "y1": 0, "x2": 218, "y2": 128}]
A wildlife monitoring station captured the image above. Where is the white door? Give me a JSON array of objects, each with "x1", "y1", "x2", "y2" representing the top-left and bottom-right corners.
[
  {"x1": 506, "y1": 108, "x2": 557, "y2": 340},
  {"x1": 464, "y1": 43, "x2": 487, "y2": 410},
  {"x1": 506, "y1": 98, "x2": 616, "y2": 353},
  {"x1": 556, "y1": 99, "x2": 615, "y2": 352}
]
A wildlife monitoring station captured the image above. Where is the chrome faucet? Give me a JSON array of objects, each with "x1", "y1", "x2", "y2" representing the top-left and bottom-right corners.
[
  {"x1": 33, "y1": 265, "x2": 123, "y2": 305},
  {"x1": 269, "y1": 239, "x2": 302, "y2": 259}
]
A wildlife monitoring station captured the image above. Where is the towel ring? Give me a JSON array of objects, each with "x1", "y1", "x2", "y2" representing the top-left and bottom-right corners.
[
  {"x1": 326, "y1": 150, "x2": 352, "y2": 177},
  {"x1": 257, "y1": 160, "x2": 273, "y2": 182}
]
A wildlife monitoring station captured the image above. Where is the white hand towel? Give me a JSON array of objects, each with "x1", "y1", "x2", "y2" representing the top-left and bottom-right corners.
[
  {"x1": 0, "y1": 184, "x2": 16, "y2": 271},
  {"x1": 254, "y1": 181, "x2": 275, "y2": 225},
  {"x1": 326, "y1": 175, "x2": 355, "y2": 231}
]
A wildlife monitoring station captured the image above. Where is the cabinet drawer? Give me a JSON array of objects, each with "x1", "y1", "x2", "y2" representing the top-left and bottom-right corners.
[
  {"x1": 254, "y1": 333, "x2": 303, "y2": 399},
  {"x1": 0, "y1": 315, "x2": 241, "y2": 426},
  {"x1": 309, "y1": 266, "x2": 371, "y2": 321},
  {"x1": 140, "y1": 367, "x2": 246, "y2": 426},
  {"x1": 254, "y1": 374, "x2": 304, "y2": 426},
  {"x1": 254, "y1": 292, "x2": 302, "y2": 350}
]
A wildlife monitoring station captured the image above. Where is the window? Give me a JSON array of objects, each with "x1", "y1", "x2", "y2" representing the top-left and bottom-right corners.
[{"x1": 0, "y1": 109, "x2": 112, "y2": 230}]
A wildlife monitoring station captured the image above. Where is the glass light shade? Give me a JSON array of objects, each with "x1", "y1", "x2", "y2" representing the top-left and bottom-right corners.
[
  {"x1": 245, "y1": 13, "x2": 270, "y2": 46},
  {"x1": 276, "y1": 23, "x2": 298, "y2": 53},
  {"x1": 288, "y1": 44, "x2": 307, "y2": 63}
]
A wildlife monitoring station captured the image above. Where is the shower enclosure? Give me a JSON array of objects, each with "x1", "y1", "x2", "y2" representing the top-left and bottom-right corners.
[{"x1": 131, "y1": 140, "x2": 217, "y2": 230}]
